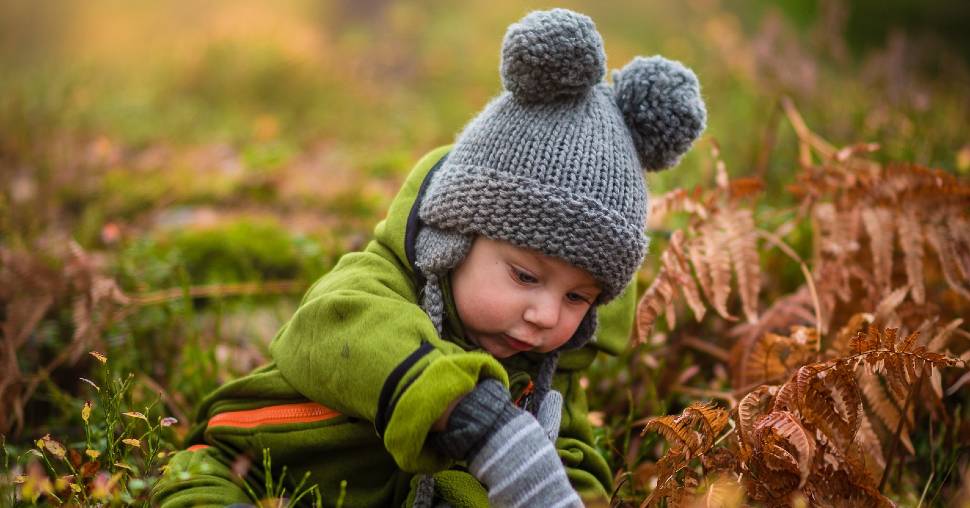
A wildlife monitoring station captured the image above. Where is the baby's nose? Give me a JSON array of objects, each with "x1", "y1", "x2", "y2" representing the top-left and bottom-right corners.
[{"x1": 524, "y1": 294, "x2": 560, "y2": 329}]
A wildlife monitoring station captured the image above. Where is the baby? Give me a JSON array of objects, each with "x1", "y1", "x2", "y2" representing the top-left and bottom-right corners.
[{"x1": 153, "y1": 8, "x2": 705, "y2": 508}]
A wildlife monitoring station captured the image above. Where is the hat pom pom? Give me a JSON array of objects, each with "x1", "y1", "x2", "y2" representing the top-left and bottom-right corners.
[
  {"x1": 501, "y1": 9, "x2": 606, "y2": 104},
  {"x1": 613, "y1": 56, "x2": 707, "y2": 171}
]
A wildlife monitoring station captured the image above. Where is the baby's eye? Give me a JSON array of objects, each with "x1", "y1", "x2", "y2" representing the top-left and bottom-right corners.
[
  {"x1": 566, "y1": 292, "x2": 592, "y2": 304},
  {"x1": 511, "y1": 267, "x2": 538, "y2": 284}
]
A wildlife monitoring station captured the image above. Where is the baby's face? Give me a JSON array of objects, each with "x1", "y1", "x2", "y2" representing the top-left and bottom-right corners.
[{"x1": 450, "y1": 237, "x2": 601, "y2": 358}]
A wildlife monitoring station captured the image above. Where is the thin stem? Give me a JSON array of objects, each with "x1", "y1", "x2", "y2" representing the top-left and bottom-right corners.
[
  {"x1": 881, "y1": 369, "x2": 925, "y2": 491},
  {"x1": 670, "y1": 385, "x2": 736, "y2": 405},
  {"x1": 130, "y1": 280, "x2": 305, "y2": 306},
  {"x1": 916, "y1": 471, "x2": 934, "y2": 508},
  {"x1": 681, "y1": 335, "x2": 730, "y2": 362},
  {"x1": 755, "y1": 228, "x2": 823, "y2": 343}
]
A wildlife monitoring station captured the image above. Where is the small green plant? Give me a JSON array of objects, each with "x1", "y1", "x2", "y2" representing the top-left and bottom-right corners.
[
  {"x1": 9, "y1": 351, "x2": 179, "y2": 506},
  {"x1": 236, "y1": 448, "x2": 328, "y2": 508}
]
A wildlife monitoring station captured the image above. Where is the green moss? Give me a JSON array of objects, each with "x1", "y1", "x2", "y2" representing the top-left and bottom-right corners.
[{"x1": 149, "y1": 217, "x2": 336, "y2": 285}]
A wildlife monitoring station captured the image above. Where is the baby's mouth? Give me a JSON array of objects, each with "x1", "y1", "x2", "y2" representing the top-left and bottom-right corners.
[{"x1": 501, "y1": 333, "x2": 535, "y2": 352}]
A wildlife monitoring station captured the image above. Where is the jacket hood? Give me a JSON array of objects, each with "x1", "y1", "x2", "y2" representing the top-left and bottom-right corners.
[{"x1": 372, "y1": 145, "x2": 453, "y2": 285}]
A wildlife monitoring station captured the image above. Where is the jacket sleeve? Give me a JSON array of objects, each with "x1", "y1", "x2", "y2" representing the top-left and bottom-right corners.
[
  {"x1": 269, "y1": 241, "x2": 508, "y2": 473},
  {"x1": 552, "y1": 368, "x2": 614, "y2": 501}
]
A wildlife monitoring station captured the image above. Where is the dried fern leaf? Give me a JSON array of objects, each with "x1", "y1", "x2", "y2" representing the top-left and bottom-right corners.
[
  {"x1": 737, "y1": 386, "x2": 776, "y2": 450},
  {"x1": 861, "y1": 207, "x2": 894, "y2": 294},
  {"x1": 732, "y1": 329, "x2": 816, "y2": 391},
  {"x1": 683, "y1": 401, "x2": 730, "y2": 447},
  {"x1": 642, "y1": 415, "x2": 696, "y2": 450},
  {"x1": 781, "y1": 363, "x2": 859, "y2": 449},
  {"x1": 699, "y1": 220, "x2": 735, "y2": 320},
  {"x1": 635, "y1": 266, "x2": 677, "y2": 344},
  {"x1": 859, "y1": 374, "x2": 907, "y2": 446},
  {"x1": 649, "y1": 187, "x2": 708, "y2": 224},
  {"x1": 669, "y1": 231, "x2": 707, "y2": 322},
  {"x1": 829, "y1": 313, "x2": 871, "y2": 358},
  {"x1": 896, "y1": 207, "x2": 926, "y2": 304},
  {"x1": 855, "y1": 412, "x2": 887, "y2": 481},
  {"x1": 755, "y1": 411, "x2": 816, "y2": 487},
  {"x1": 872, "y1": 286, "x2": 909, "y2": 330},
  {"x1": 926, "y1": 318, "x2": 964, "y2": 353},
  {"x1": 926, "y1": 221, "x2": 970, "y2": 300},
  {"x1": 720, "y1": 208, "x2": 761, "y2": 323}
]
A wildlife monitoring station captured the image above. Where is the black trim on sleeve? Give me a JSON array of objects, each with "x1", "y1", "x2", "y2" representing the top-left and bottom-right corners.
[{"x1": 375, "y1": 341, "x2": 435, "y2": 437}]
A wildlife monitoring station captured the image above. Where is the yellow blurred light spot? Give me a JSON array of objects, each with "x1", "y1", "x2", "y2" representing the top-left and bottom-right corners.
[
  {"x1": 89, "y1": 351, "x2": 108, "y2": 364},
  {"x1": 957, "y1": 145, "x2": 970, "y2": 173},
  {"x1": 123, "y1": 438, "x2": 141, "y2": 448},
  {"x1": 82, "y1": 401, "x2": 92, "y2": 423},
  {"x1": 86, "y1": 449, "x2": 101, "y2": 459}
]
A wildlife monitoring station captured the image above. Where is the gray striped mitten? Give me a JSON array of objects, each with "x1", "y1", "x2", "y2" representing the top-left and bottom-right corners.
[{"x1": 431, "y1": 379, "x2": 582, "y2": 508}]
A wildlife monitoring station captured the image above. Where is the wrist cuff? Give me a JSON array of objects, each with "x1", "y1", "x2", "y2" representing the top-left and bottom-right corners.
[{"x1": 430, "y1": 378, "x2": 519, "y2": 460}]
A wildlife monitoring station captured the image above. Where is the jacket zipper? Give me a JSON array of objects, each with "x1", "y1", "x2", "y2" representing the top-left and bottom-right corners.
[{"x1": 208, "y1": 402, "x2": 341, "y2": 429}]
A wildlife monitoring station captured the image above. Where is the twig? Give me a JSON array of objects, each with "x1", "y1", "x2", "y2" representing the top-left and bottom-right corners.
[
  {"x1": 138, "y1": 374, "x2": 190, "y2": 428},
  {"x1": 670, "y1": 385, "x2": 736, "y2": 406},
  {"x1": 916, "y1": 471, "x2": 934, "y2": 508},
  {"x1": 755, "y1": 228, "x2": 823, "y2": 344},
  {"x1": 781, "y1": 96, "x2": 838, "y2": 162},
  {"x1": 881, "y1": 369, "x2": 925, "y2": 491},
  {"x1": 130, "y1": 280, "x2": 306, "y2": 306},
  {"x1": 681, "y1": 336, "x2": 730, "y2": 363}
]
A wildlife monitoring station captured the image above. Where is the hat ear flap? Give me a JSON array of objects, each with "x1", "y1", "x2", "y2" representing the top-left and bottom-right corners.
[{"x1": 612, "y1": 56, "x2": 707, "y2": 171}]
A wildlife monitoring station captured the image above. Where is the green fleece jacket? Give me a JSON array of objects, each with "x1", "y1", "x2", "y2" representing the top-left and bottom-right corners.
[{"x1": 153, "y1": 146, "x2": 636, "y2": 507}]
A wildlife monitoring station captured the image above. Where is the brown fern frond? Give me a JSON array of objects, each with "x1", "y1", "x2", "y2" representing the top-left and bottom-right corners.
[
  {"x1": 730, "y1": 327, "x2": 817, "y2": 392},
  {"x1": 849, "y1": 326, "x2": 882, "y2": 355},
  {"x1": 668, "y1": 231, "x2": 707, "y2": 323},
  {"x1": 861, "y1": 206, "x2": 894, "y2": 294},
  {"x1": 770, "y1": 362, "x2": 861, "y2": 450},
  {"x1": 896, "y1": 207, "x2": 926, "y2": 304},
  {"x1": 636, "y1": 239, "x2": 686, "y2": 343},
  {"x1": 729, "y1": 286, "x2": 815, "y2": 347},
  {"x1": 805, "y1": 464, "x2": 894, "y2": 508},
  {"x1": 642, "y1": 415, "x2": 696, "y2": 451},
  {"x1": 855, "y1": 413, "x2": 887, "y2": 481},
  {"x1": 719, "y1": 208, "x2": 760, "y2": 323},
  {"x1": 649, "y1": 187, "x2": 708, "y2": 225},
  {"x1": 642, "y1": 401, "x2": 729, "y2": 457},
  {"x1": 697, "y1": 220, "x2": 735, "y2": 320},
  {"x1": 755, "y1": 411, "x2": 815, "y2": 488},
  {"x1": 684, "y1": 401, "x2": 730, "y2": 445},
  {"x1": 736, "y1": 386, "x2": 776, "y2": 452},
  {"x1": 828, "y1": 313, "x2": 871, "y2": 358},
  {"x1": 852, "y1": 327, "x2": 957, "y2": 372},
  {"x1": 926, "y1": 221, "x2": 970, "y2": 300},
  {"x1": 871, "y1": 285, "x2": 909, "y2": 330},
  {"x1": 859, "y1": 374, "x2": 914, "y2": 455},
  {"x1": 926, "y1": 318, "x2": 964, "y2": 353}
]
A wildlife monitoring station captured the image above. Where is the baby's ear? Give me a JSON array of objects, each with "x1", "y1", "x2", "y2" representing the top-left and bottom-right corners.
[{"x1": 612, "y1": 56, "x2": 707, "y2": 171}]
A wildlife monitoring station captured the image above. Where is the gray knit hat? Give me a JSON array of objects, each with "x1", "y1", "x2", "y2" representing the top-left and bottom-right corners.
[{"x1": 415, "y1": 8, "x2": 705, "y2": 349}]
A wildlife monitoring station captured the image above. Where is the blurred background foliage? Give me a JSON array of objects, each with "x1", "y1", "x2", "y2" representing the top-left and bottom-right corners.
[{"x1": 1, "y1": 0, "x2": 968, "y2": 503}]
